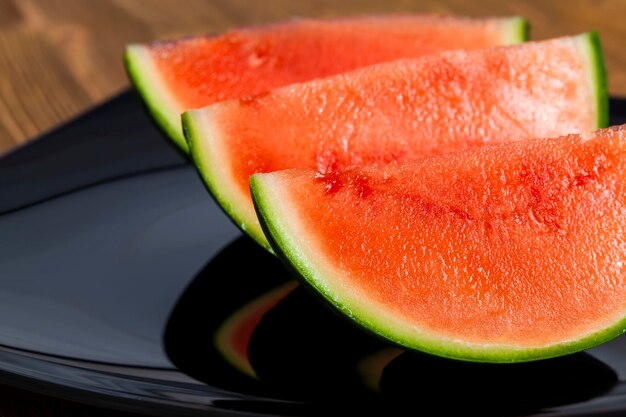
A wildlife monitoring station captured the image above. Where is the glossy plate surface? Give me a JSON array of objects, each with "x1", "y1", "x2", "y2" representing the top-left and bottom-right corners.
[{"x1": 1, "y1": 91, "x2": 626, "y2": 416}]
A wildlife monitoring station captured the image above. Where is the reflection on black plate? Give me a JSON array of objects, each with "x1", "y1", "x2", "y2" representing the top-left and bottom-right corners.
[
  {"x1": 1, "y1": 90, "x2": 626, "y2": 416},
  {"x1": 165, "y1": 237, "x2": 618, "y2": 416}
]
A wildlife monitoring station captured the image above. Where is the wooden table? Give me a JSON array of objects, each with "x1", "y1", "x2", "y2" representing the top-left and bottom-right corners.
[{"x1": 1, "y1": 0, "x2": 625, "y2": 415}]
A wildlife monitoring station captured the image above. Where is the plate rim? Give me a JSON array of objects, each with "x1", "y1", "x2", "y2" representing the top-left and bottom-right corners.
[{"x1": 2, "y1": 91, "x2": 626, "y2": 416}]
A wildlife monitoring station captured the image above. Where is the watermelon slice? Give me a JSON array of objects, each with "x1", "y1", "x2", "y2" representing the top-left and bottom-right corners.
[
  {"x1": 185, "y1": 32, "x2": 607, "y2": 251},
  {"x1": 249, "y1": 125, "x2": 626, "y2": 363},
  {"x1": 125, "y1": 15, "x2": 527, "y2": 152}
]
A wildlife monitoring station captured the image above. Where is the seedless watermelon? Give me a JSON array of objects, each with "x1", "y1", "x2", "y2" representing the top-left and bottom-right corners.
[
  {"x1": 125, "y1": 15, "x2": 527, "y2": 152},
  {"x1": 185, "y1": 32, "x2": 607, "y2": 251},
  {"x1": 250, "y1": 125, "x2": 626, "y2": 363}
]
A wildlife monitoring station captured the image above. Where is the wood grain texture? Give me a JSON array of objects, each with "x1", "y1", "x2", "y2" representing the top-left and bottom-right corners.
[
  {"x1": 1, "y1": 0, "x2": 626, "y2": 155},
  {"x1": 0, "y1": 0, "x2": 624, "y2": 415}
]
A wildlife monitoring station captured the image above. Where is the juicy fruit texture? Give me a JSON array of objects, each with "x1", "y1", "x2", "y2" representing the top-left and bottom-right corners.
[
  {"x1": 250, "y1": 125, "x2": 626, "y2": 363},
  {"x1": 185, "y1": 32, "x2": 607, "y2": 251},
  {"x1": 125, "y1": 15, "x2": 527, "y2": 152}
]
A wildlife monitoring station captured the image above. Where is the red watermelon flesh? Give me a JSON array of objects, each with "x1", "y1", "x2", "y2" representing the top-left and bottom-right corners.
[
  {"x1": 125, "y1": 15, "x2": 527, "y2": 151},
  {"x1": 185, "y1": 32, "x2": 607, "y2": 251},
  {"x1": 249, "y1": 124, "x2": 626, "y2": 363}
]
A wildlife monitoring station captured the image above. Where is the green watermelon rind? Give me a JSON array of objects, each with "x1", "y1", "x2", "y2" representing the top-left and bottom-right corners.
[
  {"x1": 184, "y1": 110, "x2": 274, "y2": 252},
  {"x1": 584, "y1": 30, "x2": 609, "y2": 128},
  {"x1": 250, "y1": 173, "x2": 626, "y2": 363},
  {"x1": 181, "y1": 19, "x2": 529, "y2": 252},
  {"x1": 504, "y1": 16, "x2": 529, "y2": 45},
  {"x1": 124, "y1": 45, "x2": 189, "y2": 154},
  {"x1": 125, "y1": 17, "x2": 528, "y2": 158}
]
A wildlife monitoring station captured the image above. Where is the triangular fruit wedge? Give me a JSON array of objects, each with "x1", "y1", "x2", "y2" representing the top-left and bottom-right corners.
[
  {"x1": 125, "y1": 15, "x2": 527, "y2": 152},
  {"x1": 184, "y1": 32, "x2": 607, "y2": 251},
  {"x1": 249, "y1": 124, "x2": 626, "y2": 363}
]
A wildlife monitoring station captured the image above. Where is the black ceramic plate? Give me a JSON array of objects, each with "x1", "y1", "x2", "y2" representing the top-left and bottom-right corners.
[{"x1": 2, "y1": 91, "x2": 626, "y2": 417}]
